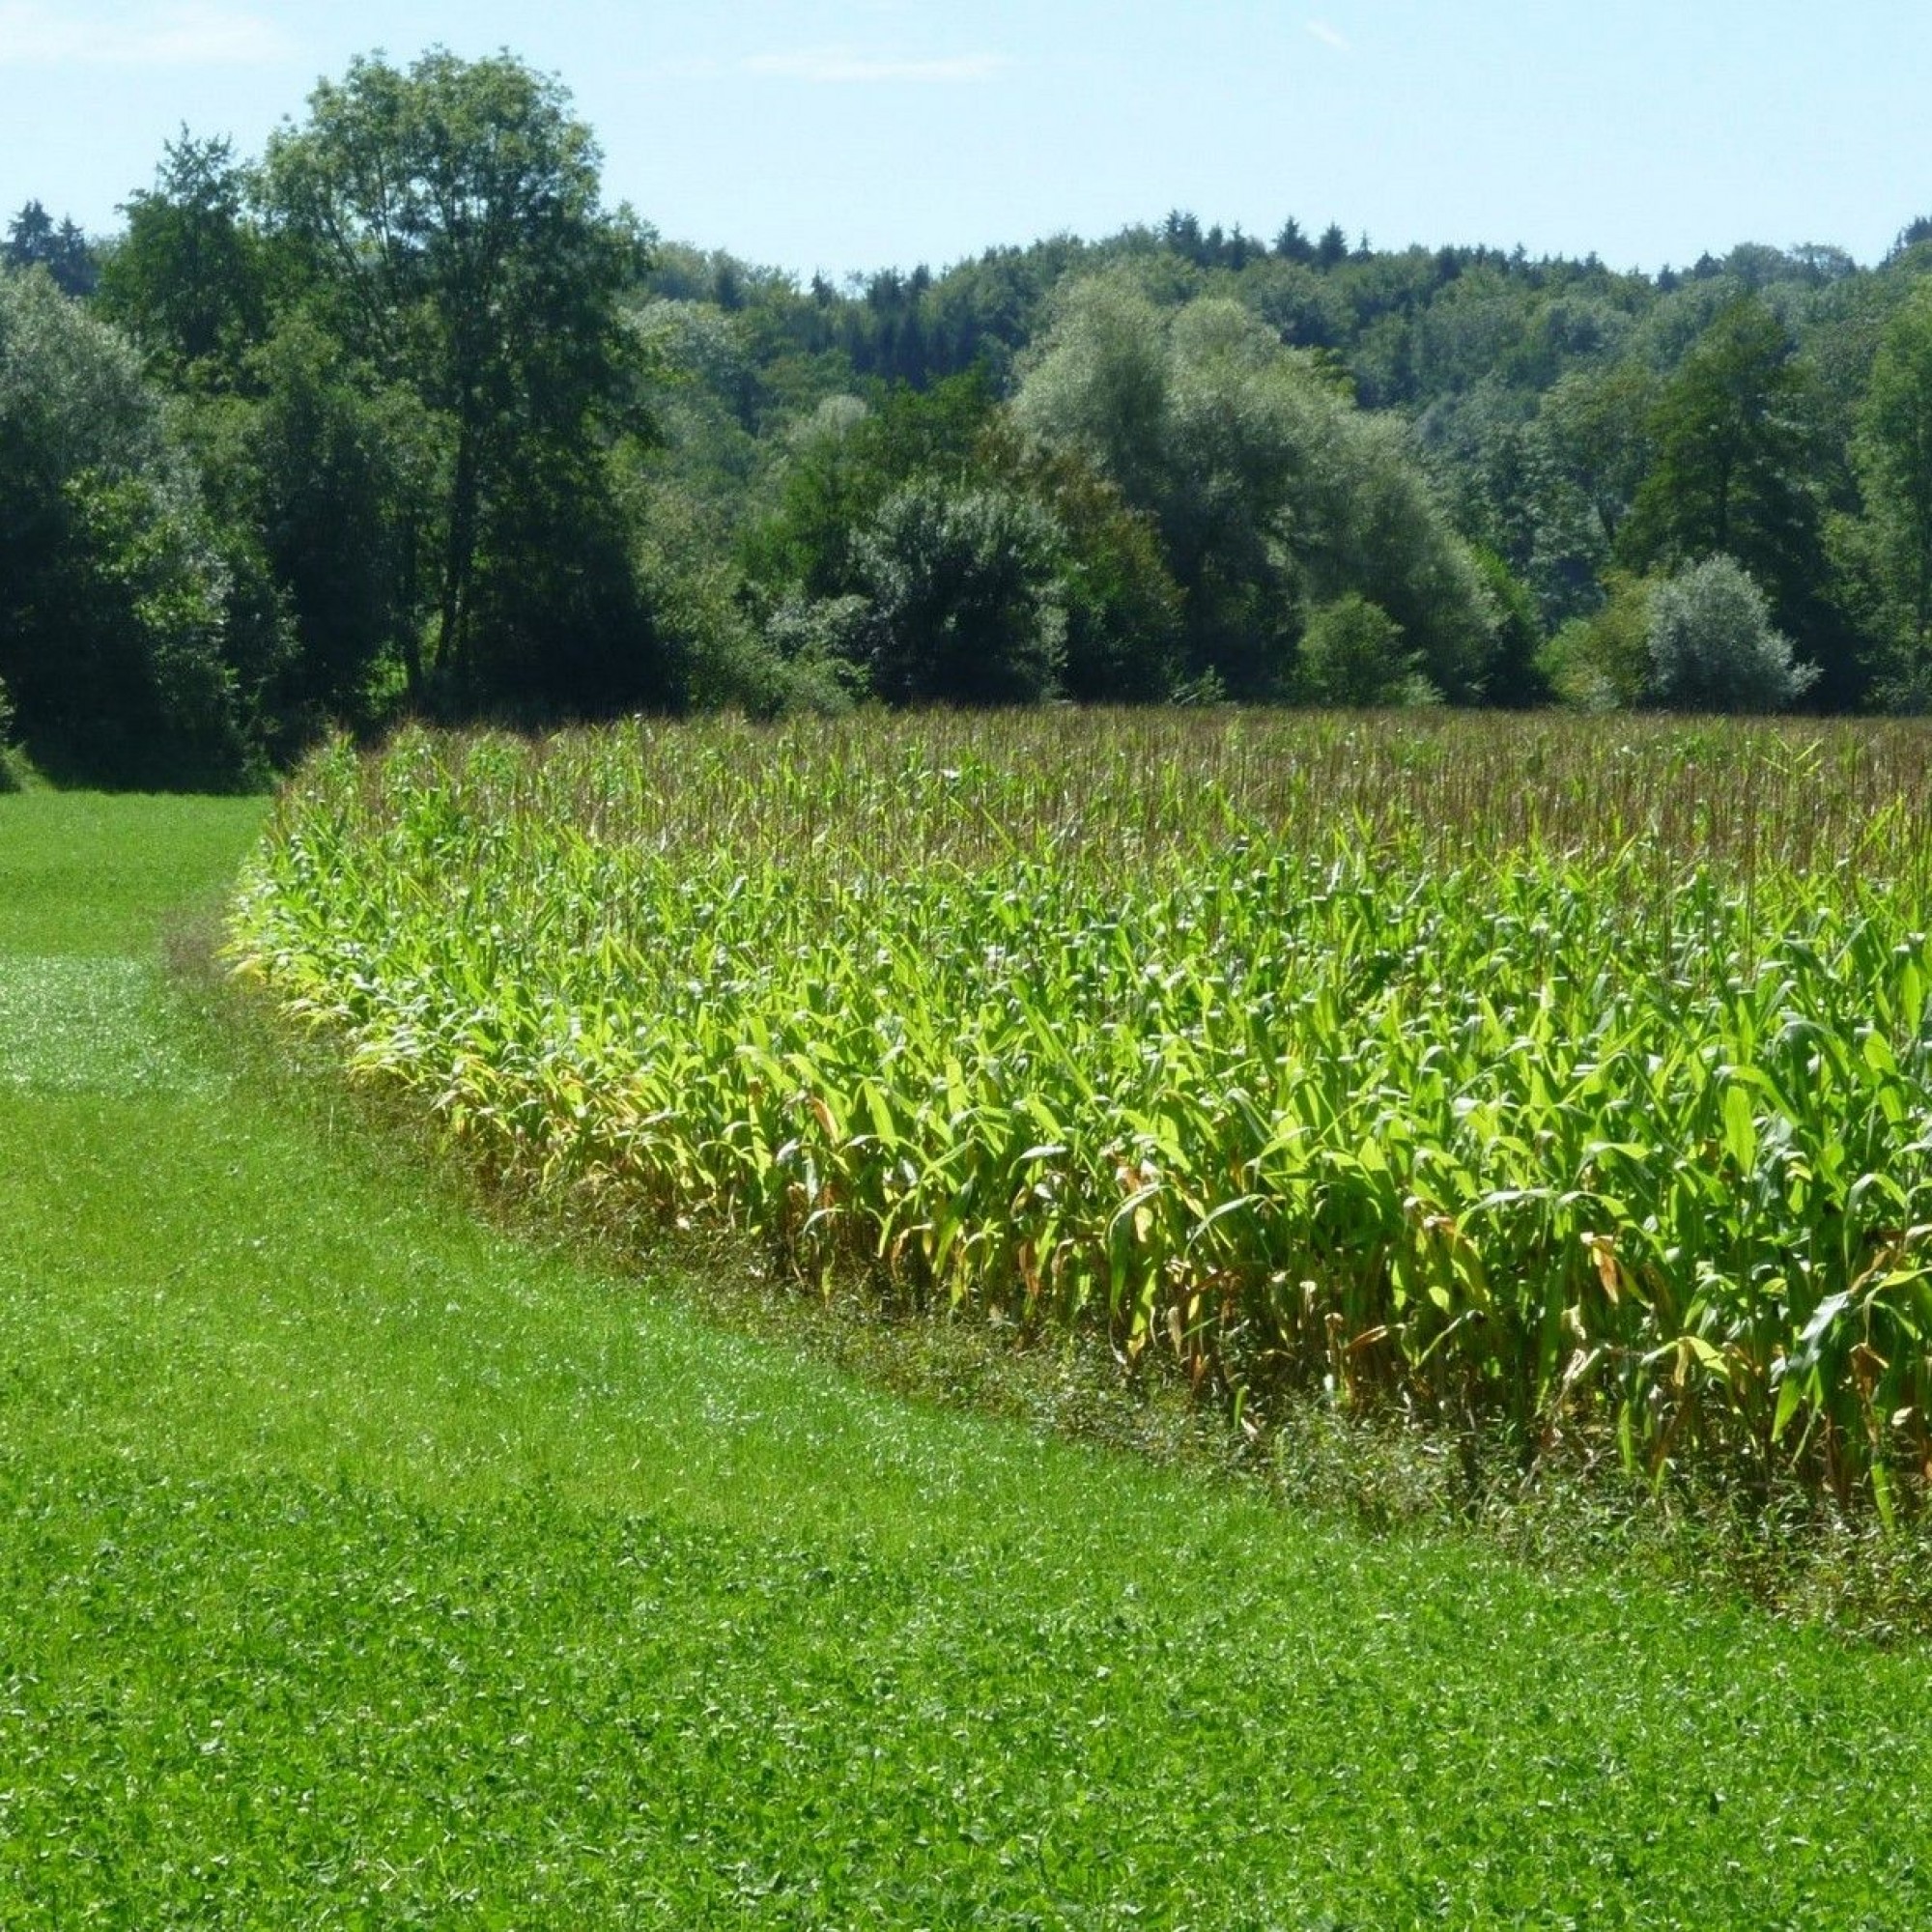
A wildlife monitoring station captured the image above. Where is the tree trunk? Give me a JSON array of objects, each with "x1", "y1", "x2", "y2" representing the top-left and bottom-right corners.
[{"x1": 436, "y1": 407, "x2": 480, "y2": 700}]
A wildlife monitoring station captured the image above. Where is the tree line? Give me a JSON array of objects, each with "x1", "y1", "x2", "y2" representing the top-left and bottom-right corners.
[{"x1": 5, "y1": 47, "x2": 1932, "y2": 787}]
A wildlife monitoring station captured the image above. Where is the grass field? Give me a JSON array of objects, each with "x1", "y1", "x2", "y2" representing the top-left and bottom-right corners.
[{"x1": 2, "y1": 776, "x2": 1932, "y2": 1922}]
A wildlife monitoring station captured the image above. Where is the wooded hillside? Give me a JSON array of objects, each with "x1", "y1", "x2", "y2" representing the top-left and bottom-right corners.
[{"x1": 6, "y1": 48, "x2": 1931, "y2": 784}]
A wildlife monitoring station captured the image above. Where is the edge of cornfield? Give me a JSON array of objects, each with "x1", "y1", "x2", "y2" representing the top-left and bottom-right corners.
[{"x1": 193, "y1": 913, "x2": 1932, "y2": 1647}]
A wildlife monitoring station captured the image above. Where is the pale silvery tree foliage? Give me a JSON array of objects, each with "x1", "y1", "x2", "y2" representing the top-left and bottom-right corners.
[{"x1": 1645, "y1": 554, "x2": 1819, "y2": 712}]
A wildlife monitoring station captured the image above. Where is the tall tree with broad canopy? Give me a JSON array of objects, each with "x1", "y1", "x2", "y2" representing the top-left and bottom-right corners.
[
  {"x1": 1847, "y1": 284, "x2": 1932, "y2": 700},
  {"x1": 99, "y1": 133, "x2": 269, "y2": 386},
  {"x1": 260, "y1": 49, "x2": 652, "y2": 704},
  {"x1": 1619, "y1": 296, "x2": 1821, "y2": 630}
]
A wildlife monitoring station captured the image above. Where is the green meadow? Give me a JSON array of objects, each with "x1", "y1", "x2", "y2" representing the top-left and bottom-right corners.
[{"x1": 3, "y1": 773, "x2": 1932, "y2": 1925}]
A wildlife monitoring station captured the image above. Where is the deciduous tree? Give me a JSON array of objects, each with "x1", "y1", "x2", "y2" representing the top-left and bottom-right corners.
[
  {"x1": 1644, "y1": 554, "x2": 1817, "y2": 712},
  {"x1": 1849, "y1": 284, "x2": 1932, "y2": 697},
  {"x1": 1620, "y1": 297, "x2": 1820, "y2": 628},
  {"x1": 854, "y1": 477, "x2": 1067, "y2": 705},
  {"x1": 0, "y1": 270, "x2": 275, "y2": 781},
  {"x1": 261, "y1": 49, "x2": 650, "y2": 701},
  {"x1": 99, "y1": 133, "x2": 267, "y2": 384}
]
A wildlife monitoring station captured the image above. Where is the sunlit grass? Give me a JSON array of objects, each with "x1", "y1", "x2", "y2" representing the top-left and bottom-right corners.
[
  {"x1": 0, "y1": 790, "x2": 264, "y2": 954},
  {"x1": 0, "y1": 954, "x2": 219, "y2": 1094}
]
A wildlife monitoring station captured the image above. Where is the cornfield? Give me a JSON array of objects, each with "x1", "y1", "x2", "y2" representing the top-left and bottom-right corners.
[{"x1": 229, "y1": 710, "x2": 1932, "y2": 1511}]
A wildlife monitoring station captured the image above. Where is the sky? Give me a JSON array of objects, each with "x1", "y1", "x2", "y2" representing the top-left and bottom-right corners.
[{"x1": 2, "y1": 0, "x2": 1929, "y2": 282}]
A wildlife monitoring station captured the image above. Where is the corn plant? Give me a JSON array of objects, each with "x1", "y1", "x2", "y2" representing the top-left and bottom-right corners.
[{"x1": 228, "y1": 711, "x2": 1932, "y2": 1511}]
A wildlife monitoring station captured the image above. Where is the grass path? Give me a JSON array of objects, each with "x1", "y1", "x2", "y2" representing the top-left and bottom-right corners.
[{"x1": 1, "y1": 793, "x2": 1929, "y2": 1927}]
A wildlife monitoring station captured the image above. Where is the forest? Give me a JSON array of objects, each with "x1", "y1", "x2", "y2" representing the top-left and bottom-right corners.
[{"x1": 5, "y1": 46, "x2": 1932, "y2": 786}]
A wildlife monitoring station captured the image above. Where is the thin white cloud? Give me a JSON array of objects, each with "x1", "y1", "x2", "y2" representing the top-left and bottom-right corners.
[
  {"x1": 746, "y1": 48, "x2": 1010, "y2": 85},
  {"x1": 0, "y1": 1, "x2": 293, "y2": 67},
  {"x1": 1304, "y1": 20, "x2": 1350, "y2": 52}
]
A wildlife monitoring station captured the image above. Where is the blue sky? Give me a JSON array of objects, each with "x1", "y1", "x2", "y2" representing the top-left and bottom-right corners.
[{"x1": 3, "y1": 1, "x2": 1928, "y2": 280}]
